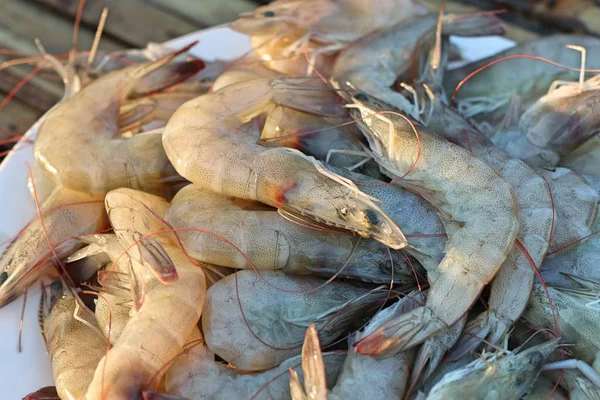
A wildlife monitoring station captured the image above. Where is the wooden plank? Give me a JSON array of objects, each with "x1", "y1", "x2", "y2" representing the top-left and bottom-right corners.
[
  {"x1": 148, "y1": 0, "x2": 256, "y2": 27},
  {"x1": 32, "y1": 0, "x2": 202, "y2": 48},
  {"x1": 0, "y1": 68, "x2": 60, "y2": 112},
  {"x1": 419, "y1": 0, "x2": 541, "y2": 43},
  {"x1": 0, "y1": 0, "x2": 123, "y2": 54},
  {"x1": 0, "y1": 0, "x2": 126, "y2": 113}
]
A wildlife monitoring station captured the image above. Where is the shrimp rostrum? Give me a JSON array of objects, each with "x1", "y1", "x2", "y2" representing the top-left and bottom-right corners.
[{"x1": 342, "y1": 94, "x2": 519, "y2": 355}]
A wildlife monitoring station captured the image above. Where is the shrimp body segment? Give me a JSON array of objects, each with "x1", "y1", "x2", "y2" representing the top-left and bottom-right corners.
[
  {"x1": 162, "y1": 77, "x2": 406, "y2": 249},
  {"x1": 348, "y1": 99, "x2": 519, "y2": 354}
]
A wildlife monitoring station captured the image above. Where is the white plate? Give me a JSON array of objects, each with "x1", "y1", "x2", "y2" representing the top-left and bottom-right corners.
[{"x1": 0, "y1": 26, "x2": 513, "y2": 398}]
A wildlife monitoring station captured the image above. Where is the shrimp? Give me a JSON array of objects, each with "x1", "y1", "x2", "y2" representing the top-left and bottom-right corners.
[
  {"x1": 447, "y1": 34, "x2": 600, "y2": 123},
  {"x1": 34, "y1": 44, "x2": 204, "y2": 196},
  {"x1": 84, "y1": 188, "x2": 207, "y2": 400},
  {"x1": 0, "y1": 186, "x2": 107, "y2": 307},
  {"x1": 332, "y1": 11, "x2": 504, "y2": 118},
  {"x1": 231, "y1": 0, "x2": 428, "y2": 60},
  {"x1": 165, "y1": 184, "x2": 417, "y2": 284},
  {"x1": 425, "y1": 340, "x2": 559, "y2": 400},
  {"x1": 162, "y1": 327, "x2": 345, "y2": 400},
  {"x1": 343, "y1": 94, "x2": 519, "y2": 355},
  {"x1": 39, "y1": 280, "x2": 107, "y2": 400},
  {"x1": 491, "y1": 70, "x2": 600, "y2": 168},
  {"x1": 161, "y1": 77, "x2": 406, "y2": 249},
  {"x1": 524, "y1": 283, "x2": 600, "y2": 371},
  {"x1": 202, "y1": 270, "x2": 391, "y2": 371},
  {"x1": 290, "y1": 291, "x2": 422, "y2": 400},
  {"x1": 384, "y1": 27, "x2": 554, "y2": 372}
]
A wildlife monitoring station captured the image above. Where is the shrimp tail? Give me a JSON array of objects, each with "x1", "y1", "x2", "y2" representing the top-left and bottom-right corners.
[
  {"x1": 125, "y1": 41, "x2": 204, "y2": 98},
  {"x1": 270, "y1": 77, "x2": 347, "y2": 118},
  {"x1": 290, "y1": 323, "x2": 328, "y2": 400},
  {"x1": 411, "y1": 316, "x2": 466, "y2": 383},
  {"x1": 129, "y1": 59, "x2": 205, "y2": 97},
  {"x1": 354, "y1": 306, "x2": 447, "y2": 357},
  {"x1": 448, "y1": 311, "x2": 510, "y2": 360}
]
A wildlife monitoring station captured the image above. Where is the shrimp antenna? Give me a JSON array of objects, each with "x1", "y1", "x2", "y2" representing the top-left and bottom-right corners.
[
  {"x1": 17, "y1": 288, "x2": 28, "y2": 352},
  {"x1": 69, "y1": 0, "x2": 87, "y2": 66},
  {"x1": 566, "y1": 44, "x2": 587, "y2": 92},
  {"x1": 88, "y1": 7, "x2": 109, "y2": 67},
  {"x1": 431, "y1": 4, "x2": 445, "y2": 74}
]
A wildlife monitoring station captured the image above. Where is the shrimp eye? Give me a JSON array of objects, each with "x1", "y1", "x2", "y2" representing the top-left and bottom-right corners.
[
  {"x1": 50, "y1": 281, "x2": 62, "y2": 291},
  {"x1": 0, "y1": 271, "x2": 7, "y2": 286},
  {"x1": 355, "y1": 93, "x2": 368, "y2": 101},
  {"x1": 364, "y1": 209, "x2": 379, "y2": 227},
  {"x1": 263, "y1": 10, "x2": 276, "y2": 17}
]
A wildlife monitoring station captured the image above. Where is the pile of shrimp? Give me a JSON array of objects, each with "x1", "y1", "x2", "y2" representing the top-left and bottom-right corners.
[{"x1": 2, "y1": 1, "x2": 600, "y2": 399}]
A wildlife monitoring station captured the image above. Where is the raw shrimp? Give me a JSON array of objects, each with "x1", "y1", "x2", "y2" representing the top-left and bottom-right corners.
[
  {"x1": 524, "y1": 283, "x2": 600, "y2": 371},
  {"x1": 419, "y1": 103, "x2": 552, "y2": 364},
  {"x1": 202, "y1": 270, "x2": 390, "y2": 370},
  {"x1": 332, "y1": 11, "x2": 504, "y2": 118},
  {"x1": 40, "y1": 280, "x2": 107, "y2": 400},
  {"x1": 447, "y1": 34, "x2": 600, "y2": 122},
  {"x1": 163, "y1": 327, "x2": 345, "y2": 400},
  {"x1": 34, "y1": 45, "x2": 203, "y2": 196},
  {"x1": 231, "y1": 0, "x2": 428, "y2": 58},
  {"x1": 425, "y1": 340, "x2": 559, "y2": 400},
  {"x1": 0, "y1": 186, "x2": 107, "y2": 307},
  {"x1": 165, "y1": 184, "x2": 417, "y2": 284},
  {"x1": 84, "y1": 189, "x2": 207, "y2": 400},
  {"x1": 491, "y1": 71, "x2": 600, "y2": 168},
  {"x1": 392, "y1": 37, "x2": 553, "y2": 372},
  {"x1": 345, "y1": 95, "x2": 519, "y2": 355},
  {"x1": 162, "y1": 77, "x2": 406, "y2": 248}
]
